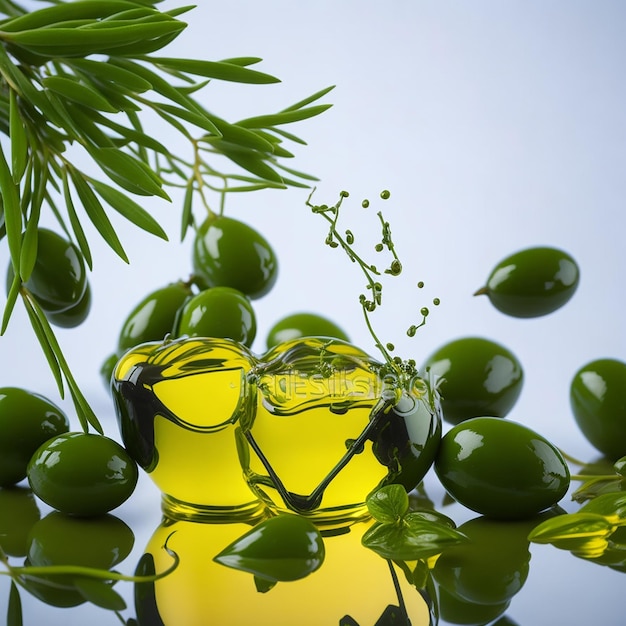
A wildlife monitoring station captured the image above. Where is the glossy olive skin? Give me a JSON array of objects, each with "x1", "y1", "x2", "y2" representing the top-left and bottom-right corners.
[
  {"x1": 570, "y1": 358, "x2": 626, "y2": 461},
  {"x1": 192, "y1": 215, "x2": 278, "y2": 300},
  {"x1": 45, "y1": 281, "x2": 92, "y2": 328},
  {"x1": 266, "y1": 312, "x2": 349, "y2": 349},
  {"x1": 100, "y1": 351, "x2": 121, "y2": 392},
  {"x1": 0, "y1": 486, "x2": 41, "y2": 556},
  {"x1": 21, "y1": 228, "x2": 88, "y2": 313},
  {"x1": 22, "y1": 512, "x2": 133, "y2": 607},
  {"x1": 118, "y1": 281, "x2": 193, "y2": 353},
  {"x1": 27, "y1": 432, "x2": 139, "y2": 516},
  {"x1": 422, "y1": 337, "x2": 524, "y2": 425},
  {"x1": 176, "y1": 286, "x2": 257, "y2": 347},
  {"x1": 0, "y1": 387, "x2": 69, "y2": 487},
  {"x1": 476, "y1": 246, "x2": 579, "y2": 318},
  {"x1": 434, "y1": 417, "x2": 570, "y2": 520}
]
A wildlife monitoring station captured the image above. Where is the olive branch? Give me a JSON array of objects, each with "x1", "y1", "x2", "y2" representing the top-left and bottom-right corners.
[
  {"x1": 306, "y1": 188, "x2": 440, "y2": 391},
  {"x1": 0, "y1": 0, "x2": 332, "y2": 433}
]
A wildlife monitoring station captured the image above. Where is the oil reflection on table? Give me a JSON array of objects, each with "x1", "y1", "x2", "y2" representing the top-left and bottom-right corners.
[{"x1": 2, "y1": 460, "x2": 626, "y2": 626}]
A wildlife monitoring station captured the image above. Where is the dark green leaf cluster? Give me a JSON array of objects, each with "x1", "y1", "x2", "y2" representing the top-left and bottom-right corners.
[
  {"x1": 0, "y1": 0, "x2": 332, "y2": 305},
  {"x1": 361, "y1": 484, "x2": 467, "y2": 561}
]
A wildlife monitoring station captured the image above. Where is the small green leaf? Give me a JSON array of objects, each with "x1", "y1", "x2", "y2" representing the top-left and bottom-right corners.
[
  {"x1": 62, "y1": 168, "x2": 93, "y2": 269},
  {"x1": 7, "y1": 581, "x2": 22, "y2": 626},
  {"x1": 180, "y1": 177, "x2": 194, "y2": 241},
  {"x1": 70, "y1": 57, "x2": 153, "y2": 93},
  {"x1": 579, "y1": 492, "x2": 626, "y2": 520},
  {"x1": 214, "y1": 514, "x2": 325, "y2": 582},
  {"x1": 148, "y1": 56, "x2": 280, "y2": 84},
  {"x1": 21, "y1": 289, "x2": 65, "y2": 397},
  {"x1": 237, "y1": 104, "x2": 332, "y2": 129},
  {"x1": 614, "y1": 457, "x2": 626, "y2": 477},
  {"x1": 366, "y1": 484, "x2": 409, "y2": 523},
  {"x1": 528, "y1": 512, "x2": 615, "y2": 558},
  {"x1": 1, "y1": 271, "x2": 21, "y2": 336},
  {"x1": 74, "y1": 577, "x2": 127, "y2": 611},
  {"x1": 69, "y1": 168, "x2": 129, "y2": 263},
  {"x1": 218, "y1": 148, "x2": 284, "y2": 184},
  {"x1": 43, "y1": 75, "x2": 119, "y2": 113},
  {"x1": 89, "y1": 146, "x2": 169, "y2": 200},
  {"x1": 9, "y1": 89, "x2": 28, "y2": 183},
  {"x1": 91, "y1": 179, "x2": 168, "y2": 240},
  {"x1": 0, "y1": 142, "x2": 22, "y2": 277},
  {"x1": 281, "y1": 84, "x2": 336, "y2": 112}
]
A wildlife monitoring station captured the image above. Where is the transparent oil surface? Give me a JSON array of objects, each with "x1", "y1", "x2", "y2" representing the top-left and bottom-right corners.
[
  {"x1": 242, "y1": 338, "x2": 392, "y2": 520},
  {"x1": 142, "y1": 514, "x2": 433, "y2": 626},
  {"x1": 113, "y1": 337, "x2": 260, "y2": 520}
]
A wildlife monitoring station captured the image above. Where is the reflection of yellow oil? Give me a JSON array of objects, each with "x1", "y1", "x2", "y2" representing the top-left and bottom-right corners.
[{"x1": 143, "y1": 515, "x2": 432, "y2": 626}]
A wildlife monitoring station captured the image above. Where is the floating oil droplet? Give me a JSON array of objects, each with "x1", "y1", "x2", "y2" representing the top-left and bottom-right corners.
[{"x1": 380, "y1": 190, "x2": 391, "y2": 199}]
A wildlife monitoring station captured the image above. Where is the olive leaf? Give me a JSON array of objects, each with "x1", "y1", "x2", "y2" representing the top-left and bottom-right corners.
[
  {"x1": 73, "y1": 576, "x2": 127, "y2": 611},
  {"x1": 366, "y1": 484, "x2": 409, "y2": 523},
  {"x1": 7, "y1": 580, "x2": 22, "y2": 626},
  {"x1": 362, "y1": 517, "x2": 468, "y2": 561}
]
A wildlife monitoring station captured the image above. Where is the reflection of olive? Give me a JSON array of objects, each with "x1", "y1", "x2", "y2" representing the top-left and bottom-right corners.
[
  {"x1": 22, "y1": 512, "x2": 134, "y2": 608},
  {"x1": 0, "y1": 486, "x2": 40, "y2": 556},
  {"x1": 422, "y1": 337, "x2": 523, "y2": 425},
  {"x1": 27, "y1": 511, "x2": 134, "y2": 571},
  {"x1": 432, "y1": 514, "x2": 552, "y2": 606},
  {"x1": 436, "y1": 585, "x2": 511, "y2": 625}
]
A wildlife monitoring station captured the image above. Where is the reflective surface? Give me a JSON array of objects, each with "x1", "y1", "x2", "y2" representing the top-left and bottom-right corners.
[{"x1": 2, "y1": 410, "x2": 625, "y2": 626}]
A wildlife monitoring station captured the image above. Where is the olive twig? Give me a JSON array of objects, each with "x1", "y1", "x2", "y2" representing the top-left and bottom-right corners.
[{"x1": 20, "y1": 286, "x2": 103, "y2": 435}]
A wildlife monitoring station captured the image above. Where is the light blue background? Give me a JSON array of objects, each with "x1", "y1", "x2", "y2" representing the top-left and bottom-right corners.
[{"x1": 1, "y1": 2, "x2": 625, "y2": 624}]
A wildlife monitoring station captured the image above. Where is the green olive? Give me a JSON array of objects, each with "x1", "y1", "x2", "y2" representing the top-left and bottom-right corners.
[
  {"x1": 570, "y1": 358, "x2": 626, "y2": 461},
  {"x1": 422, "y1": 337, "x2": 524, "y2": 425},
  {"x1": 475, "y1": 246, "x2": 580, "y2": 318},
  {"x1": 434, "y1": 417, "x2": 570, "y2": 520},
  {"x1": 14, "y1": 228, "x2": 88, "y2": 313},
  {"x1": 0, "y1": 486, "x2": 41, "y2": 556},
  {"x1": 22, "y1": 512, "x2": 133, "y2": 608},
  {"x1": 266, "y1": 312, "x2": 350, "y2": 349},
  {"x1": 176, "y1": 286, "x2": 257, "y2": 347},
  {"x1": 192, "y1": 215, "x2": 278, "y2": 300},
  {"x1": 45, "y1": 281, "x2": 92, "y2": 328},
  {"x1": 27, "y1": 432, "x2": 139, "y2": 516},
  {"x1": 100, "y1": 351, "x2": 121, "y2": 393},
  {"x1": 0, "y1": 387, "x2": 69, "y2": 487},
  {"x1": 118, "y1": 281, "x2": 193, "y2": 353}
]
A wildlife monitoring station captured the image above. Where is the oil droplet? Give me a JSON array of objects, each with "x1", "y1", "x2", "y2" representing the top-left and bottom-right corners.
[
  {"x1": 417, "y1": 281, "x2": 424, "y2": 289},
  {"x1": 420, "y1": 307, "x2": 430, "y2": 317},
  {"x1": 362, "y1": 199, "x2": 370, "y2": 208},
  {"x1": 433, "y1": 298, "x2": 441, "y2": 306},
  {"x1": 380, "y1": 190, "x2": 390, "y2": 200}
]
